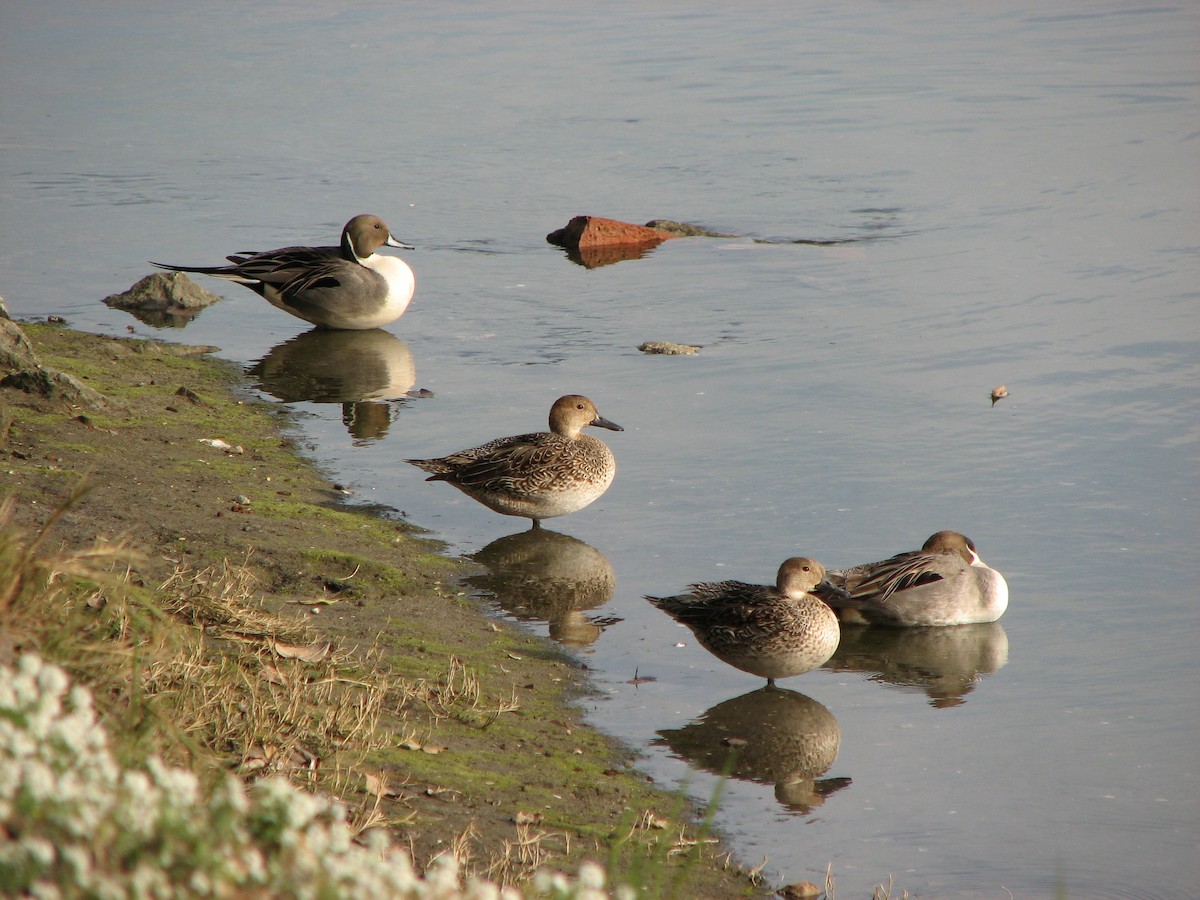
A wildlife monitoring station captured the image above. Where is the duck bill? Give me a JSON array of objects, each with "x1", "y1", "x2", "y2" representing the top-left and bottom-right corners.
[
  {"x1": 819, "y1": 578, "x2": 851, "y2": 600},
  {"x1": 591, "y1": 415, "x2": 624, "y2": 432},
  {"x1": 387, "y1": 235, "x2": 415, "y2": 250}
]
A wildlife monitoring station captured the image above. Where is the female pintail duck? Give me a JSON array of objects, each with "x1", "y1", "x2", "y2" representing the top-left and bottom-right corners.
[
  {"x1": 406, "y1": 394, "x2": 622, "y2": 528},
  {"x1": 825, "y1": 530, "x2": 1009, "y2": 627},
  {"x1": 153, "y1": 214, "x2": 415, "y2": 330},
  {"x1": 645, "y1": 557, "x2": 847, "y2": 687}
]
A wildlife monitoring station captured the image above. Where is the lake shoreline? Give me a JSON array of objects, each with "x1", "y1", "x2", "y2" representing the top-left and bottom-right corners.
[{"x1": 1, "y1": 319, "x2": 769, "y2": 897}]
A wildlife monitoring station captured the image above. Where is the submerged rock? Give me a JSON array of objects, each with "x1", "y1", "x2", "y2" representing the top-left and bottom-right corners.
[
  {"x1": 103, "y1": 272, "x2": 224, "y2": 328},
  {"x1": 643, "y1": 219, "x2": 739, "y2": 238}
]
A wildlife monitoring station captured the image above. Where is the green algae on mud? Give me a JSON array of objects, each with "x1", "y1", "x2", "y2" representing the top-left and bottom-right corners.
[{"x1": 1, "y1": 322, "x2": 763, "y2": 897}]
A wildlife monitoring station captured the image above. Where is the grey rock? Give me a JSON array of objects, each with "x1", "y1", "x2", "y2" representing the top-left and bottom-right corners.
[
  {"x1": 103, "y1": 272, "x2": 224, "y2": 328},
  {"x1": 1, "y1": 366, "x2": 117, "y2": 410},
  {"x1": 0, "y1": 319, "x2": 40, "y2": 372}
]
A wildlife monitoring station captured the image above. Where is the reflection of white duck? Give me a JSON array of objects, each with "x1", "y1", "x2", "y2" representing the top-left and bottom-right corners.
[
  {"x1": 824, "y1": 621, "x2": 1009, "y2": 709},
  {"x1": 467, "y1": 528, "x2": 618, "y2": 647},
  {"x1": 250, "y1": 329, "x2": 416, "y2": 403},
  {"x1": 653, "y1": 687, "x2": 850, "y2": 814},
  {"x1": 250, "y1": 329, "x2": 419, "y2": 442},
  {"x1": 825, "y1": 531, "x2": 1009, "y2": 626}
]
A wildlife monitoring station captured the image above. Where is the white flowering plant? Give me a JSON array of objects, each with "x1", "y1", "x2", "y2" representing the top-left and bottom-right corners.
[{"x1": 0, "y1": 653, "x2": 624, "y2": 899}]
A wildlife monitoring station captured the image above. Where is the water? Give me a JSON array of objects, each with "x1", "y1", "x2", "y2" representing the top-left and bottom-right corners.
[{"x1": 2, "y1": 2, "x2": 1197, "y2": 896}]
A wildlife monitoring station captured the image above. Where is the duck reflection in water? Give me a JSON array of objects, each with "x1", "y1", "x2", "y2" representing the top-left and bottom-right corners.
[
  {"x1": 466, "y1": 528, "x2": 620, "y2": 647},
  {"x1": 249, "y1": 328, "x2": 424, "y2": 443},
  {"x1": 654, "y1": 687, "x2": 850, "y2": 815},
  {"x1": 823, "y1": 622, "x2": 1009, "y2": 709}
]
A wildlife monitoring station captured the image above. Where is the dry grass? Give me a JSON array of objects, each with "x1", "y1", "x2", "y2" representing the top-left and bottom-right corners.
[
  {"x1": 0, "y1": 483, "x2": 136, "y2": 638},
  {"x1": 484, "y1": 821, "x2": 572, "y2": 888},
  {"x1": 0, "y1": 487, "x2": 545, "y2": 887},
  {"x1": 1, "y1": 486, "x2": 390, "y2": 794},
  {"x1": 395, "y1": 654, "x2": 522, "y2": 728}
]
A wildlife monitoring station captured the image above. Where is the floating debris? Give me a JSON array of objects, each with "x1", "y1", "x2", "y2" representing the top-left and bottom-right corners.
[
  {"x1": 990, "y1": 385, "x2": 1009, "y2": 406},
  {"x1": 639, "y1": 341, "x2": 701, "y2": 356}
]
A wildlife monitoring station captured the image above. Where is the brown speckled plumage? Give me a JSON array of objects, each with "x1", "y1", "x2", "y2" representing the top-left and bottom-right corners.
[
  {"x1": 406, "y1": 394, "x2": 622, "y2": 527},
  {"x1": 646, "y1": 557, "x2": 845, "y2": 687}
]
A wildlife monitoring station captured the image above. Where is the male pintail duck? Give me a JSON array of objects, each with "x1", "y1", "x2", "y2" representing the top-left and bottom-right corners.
[
  {"x1": 645, "y1": 557, "x2": 847, "y2": 687},
  {"x1": 406, "y1": 394, "x2": 622, "y2": 528},
  {"x1": 153, "y1": 214, "x2": 415, "y2": 330},
  {"x1": 825, "y1": 530, "x2": 1009, "y2": 627}
]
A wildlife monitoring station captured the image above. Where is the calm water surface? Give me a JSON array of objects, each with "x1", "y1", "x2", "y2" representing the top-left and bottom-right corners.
[{"x1": 3, "y1": 2, "x2": 1197, "y2": 896}]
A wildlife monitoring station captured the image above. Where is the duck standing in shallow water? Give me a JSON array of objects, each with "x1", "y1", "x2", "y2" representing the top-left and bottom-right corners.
[
  {"x1": 824, "y1": 530, "x2": 1009, "y2": 627},
  {"x1": 645, "y1": 558, "x2": 847, "y2": 687},
  {"x1": 406, "y1": 394, "x2": 622, "y2": 529},
  {"x1": 153, "y1": 214, "x2": 415, "y2": 330}
]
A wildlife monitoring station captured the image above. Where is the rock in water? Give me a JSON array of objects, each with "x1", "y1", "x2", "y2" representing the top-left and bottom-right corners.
[{"x1": 103, "y1": 272, "x2": 224, "y2": 327}]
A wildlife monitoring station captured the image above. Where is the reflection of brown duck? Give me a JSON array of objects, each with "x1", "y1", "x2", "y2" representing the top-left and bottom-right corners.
[
  {"x1": 466, "y1": 528, "x2": 618, "y2": 647},
  {"x1": 823, "y1": 621, "x2": 1009, "y2": 708},
  {"x1": 653, "y1": 687, "x2": 850, "y2": 814},
  {"x1": 250, "y1": 329, "x2": 419, "y2": 442}
]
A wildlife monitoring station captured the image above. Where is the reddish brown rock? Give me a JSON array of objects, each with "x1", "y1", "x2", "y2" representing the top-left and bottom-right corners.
[{"x1": 547, "y1": 216, "x2": 678, "y2": 252}]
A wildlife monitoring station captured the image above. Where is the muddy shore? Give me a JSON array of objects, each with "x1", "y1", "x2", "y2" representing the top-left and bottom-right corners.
[{"x1": 1, "y1": 321, "x2": 768, "y2": 897}]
